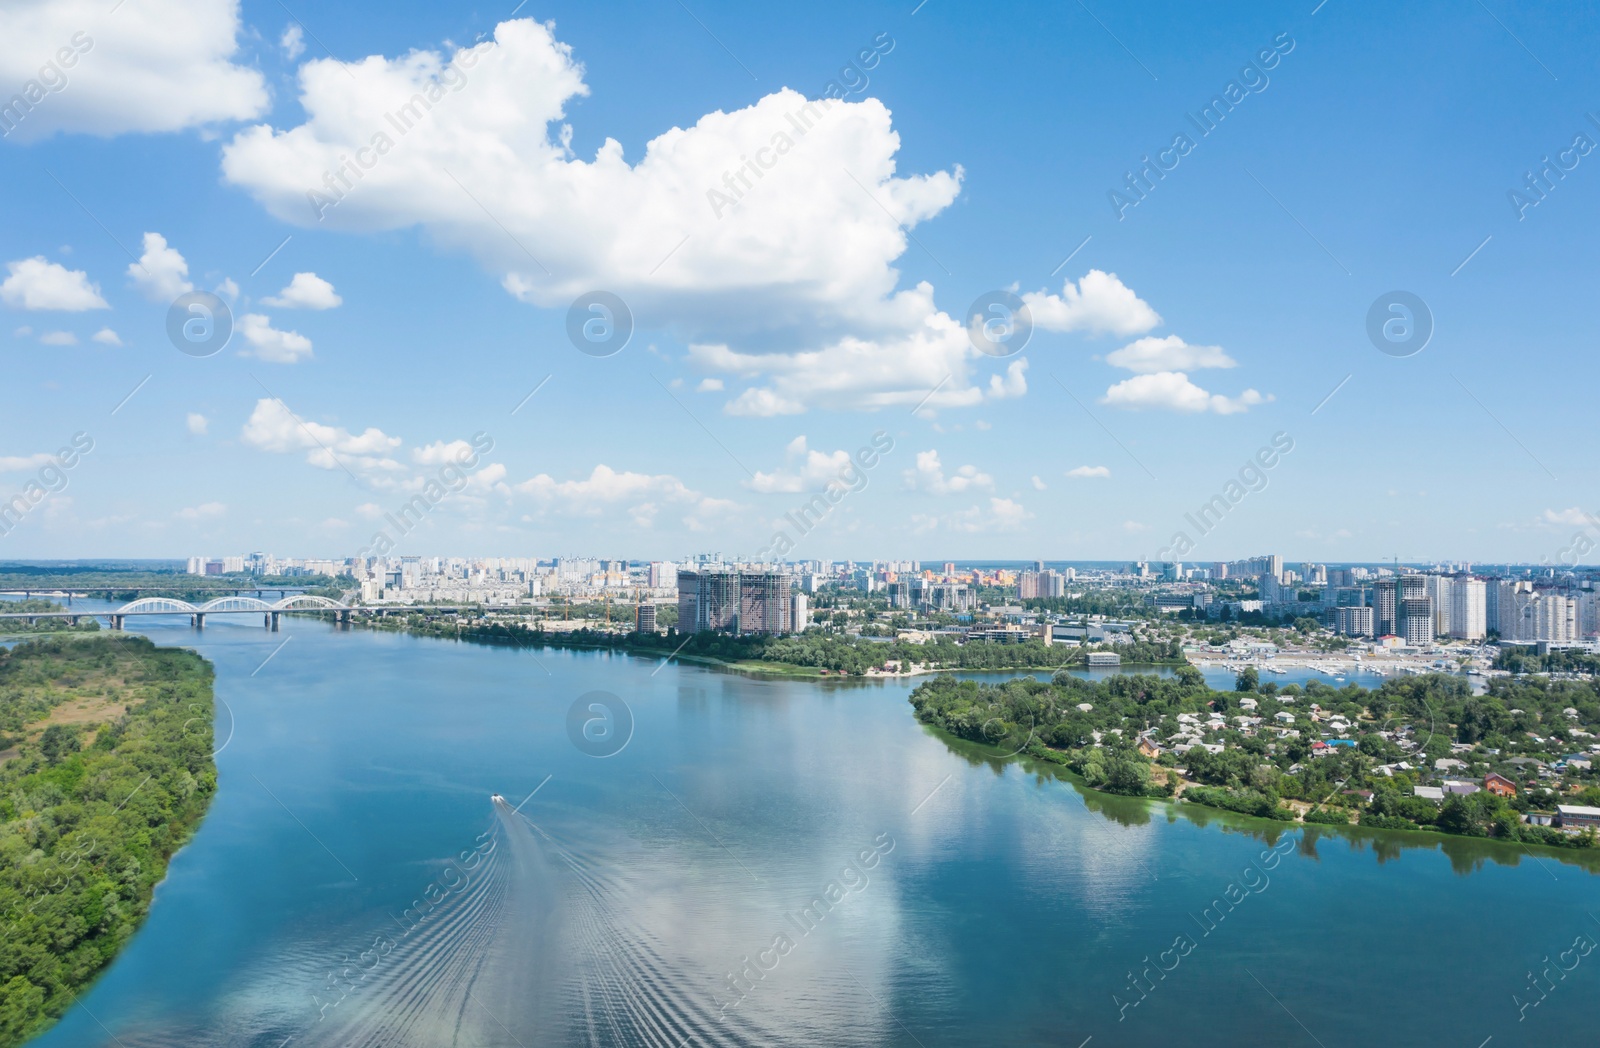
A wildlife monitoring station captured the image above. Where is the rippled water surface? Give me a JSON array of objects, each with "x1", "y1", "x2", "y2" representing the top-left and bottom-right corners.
[{"x1": 21, "y1": 613, "x2": 1599, "y2": 1047}]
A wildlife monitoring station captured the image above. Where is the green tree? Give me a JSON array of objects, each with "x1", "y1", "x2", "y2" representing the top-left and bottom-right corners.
[{"x1": 37, "y1": 725, "x2": 79, "y2": 766}]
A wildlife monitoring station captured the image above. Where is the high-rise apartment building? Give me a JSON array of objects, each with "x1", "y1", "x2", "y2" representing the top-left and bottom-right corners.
[
  {"x1": 1335, "y1": 606, "x2": 1374, "y2": 638},
  {"x1": 677, "y1": 570, "x2": 740, "y2": 633},
  {"x1": 635, "y1": 603, "x2": 657, "y2": 633},
  {"x1": 1017, "y1": 570, "x2": 1066, "y2": 600},
  {"x1": 1400, "y1": 596, "x2": 1434, "y2": 645},
  {"x1": 739, "y1": 572, "x2": 794, "y2": 635},
  {"x1": 648, "y1": 561, "x2": 678, "y2": 590},
  {"x1": 1426, "y1": 576, "x2": 1453, "y2": 637},
  {"x1": 1449, "y1": 577, "x2": 1486, "y2": 640}
]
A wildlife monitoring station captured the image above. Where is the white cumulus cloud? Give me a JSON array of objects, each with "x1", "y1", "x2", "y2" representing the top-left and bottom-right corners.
[
  {"x1": 91, "y1": 327, "x2": 121, "y2": 345},
  {"x1": 748, "y1": 435, "x2": 859, "y2": 493},
  {"x1": 1105, "y1": 334, "x2": 1235, "y2": 374},
  {"x1": 1542, "y1": 507, "x2": 1598, "y2": 528},
  {"x1": 262, "y1": 271, "x2": 342, "y2": 309},
  {"x1": 238, "y1": 313, "x2": 313, "y2": 363},
  {"x1": 219, "y1": 19, "x2": 1029, "y2": 415},
  {"x1": 186, "y1": 412, "x2": 208, "y2": 435},
  {"x1": 176, "y1": 502, "x2": 226, "y2": 520},
  {"x1": 1067, "y1": 465, "x2": 1111, "y2": 478},
  {"x1": 915, "y1": 497, "x2": 1031, "y2": 533},
  {"x1": 1, "y1": 257, "x2": 108, "y2": 311},
  {"x1": 1022, "y1": 269, "x2": 1161, "y2": 336},
  {"x1": 0, "y1": 0, "x2": 267, "y2": 139},
  {"x1": 0, "y1": 452, "x2": 57, "y2": 472},
  {"x1": 517, "y1": 464, "x2": 734, "y2": 529},
  {"x1": 39, "y1": 330, "x2": 77, "y2": 345},
  {"x1": 127, "y1": 232, "x2": 193, "y2": 301},
  {"x1": 1102, "y1": 371, "x2": 1269, "y2": 415},
  {"x1": 280, "y1": 23, "x2": 305, "y2": 61},
  {"x1": 903, "y1": 449, "x2": 994, "y2": 495},
  {"x1": 240, "y1": 398, "x2": 402, "y2": 474}
]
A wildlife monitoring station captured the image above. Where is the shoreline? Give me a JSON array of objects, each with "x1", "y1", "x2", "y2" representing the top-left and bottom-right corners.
[{"x1": 923, "y1": 721, "x2": 1600, "y2": 872}]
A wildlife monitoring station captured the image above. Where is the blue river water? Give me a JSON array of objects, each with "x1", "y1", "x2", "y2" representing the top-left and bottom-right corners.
[{"x1": 15, "y1": 609, "x2": 1599, "y2": 1047}]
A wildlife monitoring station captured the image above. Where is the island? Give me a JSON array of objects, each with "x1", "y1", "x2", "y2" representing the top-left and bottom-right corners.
[{"x1": 0, "y1": 635, "x2": 217, "y2": 1047}]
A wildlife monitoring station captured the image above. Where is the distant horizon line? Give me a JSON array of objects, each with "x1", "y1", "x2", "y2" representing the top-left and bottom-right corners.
[{"x1": 0, "y1": 556, "x2": 1590, "y2": 571}]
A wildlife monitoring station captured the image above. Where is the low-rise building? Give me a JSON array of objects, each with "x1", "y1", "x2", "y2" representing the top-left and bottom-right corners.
[
  {"x1": 1484, "y1": 772, "x2": 1517, "y2": 797},
  {"x1": 1556, "y1": 805, "x2": 1600, "y2": 831}
]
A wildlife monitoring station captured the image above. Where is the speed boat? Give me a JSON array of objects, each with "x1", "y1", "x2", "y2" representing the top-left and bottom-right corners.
[{"x1": 490, "y1": 793, "x2": 505, "y2": 802}]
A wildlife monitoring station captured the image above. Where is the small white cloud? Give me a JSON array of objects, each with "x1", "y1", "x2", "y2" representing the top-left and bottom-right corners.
[
  {"x1": 411, "y1": 439, "x2": 478, "y2": 466},
  {"x1": 91, "y1": 327, "x2": 123, "y2": 346},
  {"x1": 747, "y1": 436, "x2": 863, "y2": 493},
  {"x1": 240, "y1": 399, "x2": 402, "y2": 475},
  {"x1": 1067, "y1": 465, "x2": 1111, "y2": 479},
  {"x1": 280, "y1": 23, "x2": 306, "y2": 60},
  {"x1": 128, "y1": 233, "x2": 194, "y2": 302},
  {"x1": 517, "y1": 464, "x2": 733, "y2": 528},
  {"x1": 1030, "y1": 475, "x2": 1046, "y2": 490},
  {"x1": 1542, "y1": 507, "x2": 1598, "y2": 528},
  {"x1": 903, "y1": 449, "x2": 994, "y2": 495},
  {"x1": 1105, "y1": 334, "x2": 1236, "y2": 374},
  {"x1": 1022, "y1": 269, "x2": 1161, "y2": 336},
  {"x1": 1123, "y1": 520, "x2": 1149, "y2": 533},
  {"x1": 696, "y1": 377, "x2": 724, "y2": 392},
  {"x1": 40, "y1": 330, "x2": 78, "y2": 346},
  {"x1": 0, "y1": 453, "x2": 58, "y2": 472},
  {"x1": 238, "y1": 313, "x2": 313, "y2": 363},
  {"x1": 1102, "y1": 371, "x2": 1269, "y2": 415},
  {"x1": 13, "y1": 326, "x2": 32, "y2": 337},
  {"x1": 216, "y1": 278, "x2": 240, "y2": 302},
  {"x1": 356, "y1": 502, "x2": 385, "y2": 519},
  {"x1": 186, "y1": 412, "x2": 209, "y2": 435},
  {"x1": 934, "y1": 496, "x2": 1032, "y2": 533},
  {"x1": 1, "y1": 258, "x2": 109, "y2": 311},
  {"x1": 262, "y1": 271, "x2": 342, "y2": 310},
  {"x1": 177, "y1": 502, "x2": 227, "y2": 520}
]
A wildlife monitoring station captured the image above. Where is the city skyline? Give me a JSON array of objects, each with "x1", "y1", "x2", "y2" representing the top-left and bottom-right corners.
[{"x1": 3, "y1": 1, "x2": 1598, "y2": 562}]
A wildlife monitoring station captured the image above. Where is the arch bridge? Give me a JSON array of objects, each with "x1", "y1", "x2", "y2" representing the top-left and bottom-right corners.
[
  {"x1": 109, "y1": 594, "x2": 349, "y2": 630},
  {"x1": 0, "y1": 598, "x2": 524, "y2": 632}
]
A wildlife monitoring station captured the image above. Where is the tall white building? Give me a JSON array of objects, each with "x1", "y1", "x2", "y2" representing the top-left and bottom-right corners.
[
  {"x1": 1579, "y1": 589, "x2": 1600, "y2": 641},
  {"x1": 1531, "y1": 593, "x2": 1579, "y2": 643},
  {"x1": 1426, "y1": 576, "x2": 1453, "y2": 637},
  {"x1": 1497, "y1": 584, "x2": 1579, "y2": 643},
  {"x1": 1448, "y1": 577, "x2": 1486, "y2": 640}
]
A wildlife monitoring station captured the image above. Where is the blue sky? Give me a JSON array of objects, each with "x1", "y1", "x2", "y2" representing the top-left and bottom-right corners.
[{"x1": 1, "y1": 0, "x2": 1596, "y2": 564}]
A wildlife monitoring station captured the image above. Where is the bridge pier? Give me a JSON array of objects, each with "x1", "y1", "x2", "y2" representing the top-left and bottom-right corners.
[
  {"x1": 338, "y1": 609, "x2": 351, "y2": 627},
  {"x1": 193, "y1": 613, "x2": 205, "y2": 629},
  {"x1": 269, "y1": 612, "x2": 280, "y2": 632},
  {"x1": 109, "y1": 615, "x2": 124, "y2": 631},
  {"x1": 68, "y1": 616, "x2": 78, "y2": 626}
]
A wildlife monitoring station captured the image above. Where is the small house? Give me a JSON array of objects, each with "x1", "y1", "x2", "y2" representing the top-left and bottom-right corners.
[{"x1": 1484, "y1": 772, "x2": 1517, "y2": 797}]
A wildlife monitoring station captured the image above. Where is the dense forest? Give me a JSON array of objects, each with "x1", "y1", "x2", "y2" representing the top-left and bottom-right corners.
[
  {"x1": 908, "y1": 669, "x2": 1600, "y2": 849},
  {"x1": 0, "y1": 636, "x2": 217, "y2": 1047},
  {"x1": 368, "y1": 616, "x2": 1184, "y2": 674}
]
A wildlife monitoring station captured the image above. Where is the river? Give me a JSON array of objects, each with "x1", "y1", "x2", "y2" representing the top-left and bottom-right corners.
[{"x1": 16, "y1": 608, "x2": 1598, "y2": 1047}]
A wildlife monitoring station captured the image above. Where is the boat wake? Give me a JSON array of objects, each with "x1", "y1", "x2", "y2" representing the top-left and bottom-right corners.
[{"x1": 291, "y1": 798, "x2": 781, "y2": 1048}]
